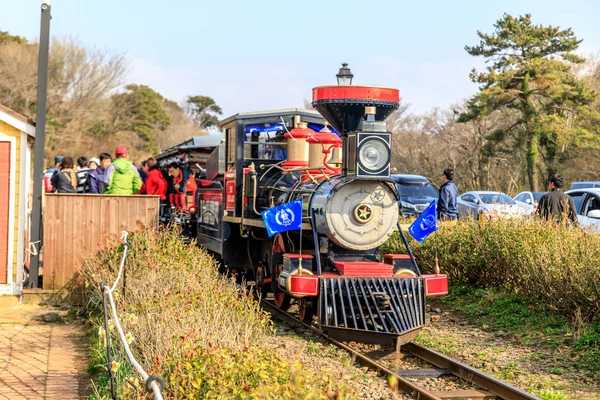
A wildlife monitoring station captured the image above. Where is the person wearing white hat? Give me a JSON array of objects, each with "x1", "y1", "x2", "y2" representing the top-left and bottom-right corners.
[{"x1": 88, "y1": 157, "x2": 100, "y2": 170}]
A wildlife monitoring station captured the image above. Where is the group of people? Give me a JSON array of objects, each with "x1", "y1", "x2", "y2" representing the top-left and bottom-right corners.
[
  {"x1": 44, "y1": 146, "x2": 198, "y2": 210},
  {"x1": 436, "y1": 168, "x2": 577, "y2": 223}
]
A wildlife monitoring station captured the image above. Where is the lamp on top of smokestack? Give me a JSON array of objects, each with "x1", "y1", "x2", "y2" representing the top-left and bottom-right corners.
[{"x1": 336, "y1": 63, "x2": 353, "y2": 85}]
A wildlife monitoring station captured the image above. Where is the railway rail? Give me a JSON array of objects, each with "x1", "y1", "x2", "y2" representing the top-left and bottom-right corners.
[{"x1": 260, "y1": 299, "x2": 540, "y2": 400}]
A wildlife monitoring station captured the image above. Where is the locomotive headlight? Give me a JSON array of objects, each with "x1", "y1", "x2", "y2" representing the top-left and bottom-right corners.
[{"x1": 358, "y1": 138, "x2": 388, "y2": 173}]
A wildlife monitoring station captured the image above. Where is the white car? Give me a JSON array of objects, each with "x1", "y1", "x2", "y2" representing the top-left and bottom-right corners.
[
  {"x1": 457, "y1": 191, "x2": 526, "y2": 220},
  {"x1": 566, "y1": 188, "x2": 600, "y2": 233},
  {"x1": 513, "y1": 191, "x2": 546, "y2": 217}
]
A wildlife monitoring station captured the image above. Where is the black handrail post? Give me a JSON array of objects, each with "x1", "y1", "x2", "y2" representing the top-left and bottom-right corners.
[
  {"x1": 310, "y1": 209, "x2": 322, "y2": 276},
  {"x1": 396, "y1": 222, "x2": 421, "y2": 276},
  {"x1": 28, "y1": 1, "x2": 52, "y2": 287},
  {"x1": 100, "y1": 283, "x2": 117, "y2": 400}
]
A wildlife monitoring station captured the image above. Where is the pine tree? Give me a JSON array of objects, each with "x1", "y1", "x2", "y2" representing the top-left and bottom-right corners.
[
  {"x1": 110, "y1": 85, "x2": 171, "y2": 153},
  {"x1": 185, "y1": 95, "x2": 222, "y2": 128},
  {"x1": 459, "y1": 13, "x2": 600, "y2": 191}
]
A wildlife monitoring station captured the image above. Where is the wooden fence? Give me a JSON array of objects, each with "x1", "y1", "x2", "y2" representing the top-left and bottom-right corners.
[{"x1": 42, "y1": 194, "x2": 159, "y2": 290}]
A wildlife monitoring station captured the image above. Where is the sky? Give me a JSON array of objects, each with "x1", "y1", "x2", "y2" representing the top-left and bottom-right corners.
[{"x1": 1, "y1": 0, "x2": 600, "y2": 118}]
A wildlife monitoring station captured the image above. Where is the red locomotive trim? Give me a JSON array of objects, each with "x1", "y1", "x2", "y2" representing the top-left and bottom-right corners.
[
  {"x1": 200, "y1": 191, "x2": 222, "y2": 202},
  {"x1": 422, "y1": 274, "x2": 449, "y2": 296},
  {"x1": 334, "y1": 261, "x2": 393, "y2": 277},
  {"x1": 303, "y1": 168, "x2": 341, "y2": 177},
  {"x1": 289, "y1": 275, "x2": 318, "y2": 296},
  {"x1": 306, "y1": 131, "x2": 342, "y2": 145},
  {"x1": 225, "y1": 177, "x2": 236, "y2": 211},
  {"x1": 281, "y1": 160, "x2": 309, "y2": 168},
  {"x1": 312, "y1": 86, "x2": 400, "y2": 103},
  {"x1": 383, "y1": 254, "x2": 412, "y2": 260},
  {"x1": 284, "y1": 126, "x2": 314, "y2": 139},
  {"x1": 284, "y1": 254, "x2": 314, "y2": 259}
]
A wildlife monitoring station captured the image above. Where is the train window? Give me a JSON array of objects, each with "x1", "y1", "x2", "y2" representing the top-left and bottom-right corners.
[
  {"x1": 243, "y1": 130, "x2": 287, "y2": 160},
  {"x1": 226, "y1": 127, "x2": 236, "y2": 166}
]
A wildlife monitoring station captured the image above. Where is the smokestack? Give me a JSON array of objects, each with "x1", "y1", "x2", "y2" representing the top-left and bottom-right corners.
[{"x1": 311, "y1": 86, "x2": 400, "y2": 135}]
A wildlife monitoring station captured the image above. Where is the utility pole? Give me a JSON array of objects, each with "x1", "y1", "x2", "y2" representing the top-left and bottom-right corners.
[{"x1": 28, "y1": 0, "x2": 52, "y2": 288}]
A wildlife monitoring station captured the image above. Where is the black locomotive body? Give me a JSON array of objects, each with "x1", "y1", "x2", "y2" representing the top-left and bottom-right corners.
[{"x1": 189, "y1": 86, "x2": 447, "y2": 345}]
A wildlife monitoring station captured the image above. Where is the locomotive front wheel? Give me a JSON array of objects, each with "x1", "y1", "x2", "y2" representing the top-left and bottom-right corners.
[
  {"x1": 272, "y1": 235, "x2": 291, "y2": 311},
  {"x1": 298, "y1": 297, "x2": 315, "y2": 324},
  {"x1": 273, "y1": 290, "x2": 291, "y2": 310}
]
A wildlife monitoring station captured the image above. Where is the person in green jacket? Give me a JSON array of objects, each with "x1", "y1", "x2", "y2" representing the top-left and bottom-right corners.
[{"x1": 103, "y1": 146, "x2": 142, "y2": 195}]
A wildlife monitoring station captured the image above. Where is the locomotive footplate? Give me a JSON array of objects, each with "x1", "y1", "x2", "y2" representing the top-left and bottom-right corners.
[{"x1": 318, "y1": 277, "x2": 425, "y2": 346}]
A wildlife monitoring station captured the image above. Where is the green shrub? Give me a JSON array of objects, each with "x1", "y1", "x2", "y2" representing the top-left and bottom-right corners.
[
  {"x1": 82, "y1": 228, "x2": 354, "y2": 399},
  {"x1": 163, "y1": 346, "x2": 352, "y2": 399},
  {"x1": 381, "y1": 219, "x2": 600, "y2": 321},
  {"x1": 575, "y1": 323, "x2": 600, "y2": 372}
]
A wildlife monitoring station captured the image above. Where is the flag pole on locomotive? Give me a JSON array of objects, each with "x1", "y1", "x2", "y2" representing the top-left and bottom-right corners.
[
  {"x1": 260, "y1": 198, "x2": 304, "y2": 287},
  {"x1": 408, "y1": 199, "x2": 441, "y2": 275}
]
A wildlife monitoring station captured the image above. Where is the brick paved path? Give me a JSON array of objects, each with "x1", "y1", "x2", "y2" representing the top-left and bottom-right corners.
[{"x1": 0, "y1": 297, "x2": 88, "y2": 399}]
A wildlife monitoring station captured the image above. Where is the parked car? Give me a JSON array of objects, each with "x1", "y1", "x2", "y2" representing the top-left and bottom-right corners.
[
  {"x1": 391, "y1": 174, "x2": 439, "y2": 218},
  {"x1": 457, "y1": 191, "x2": 525, "y2": 220},
  {"x1": 569, "y1": 182, "x2": 600, "y2": 190},
  {"x1": 566, "y1": 188, "x2": 600, "y2": 233},
  {"x1": 513, "y1": 191, "x2": 546, "y2": 216}
]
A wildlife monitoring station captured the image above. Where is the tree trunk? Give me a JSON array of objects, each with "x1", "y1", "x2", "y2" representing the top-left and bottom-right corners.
[
  {"x1": 523, "y1": 71, "x2": 539, "y2": 192},
  {"x1": 526, "y1": 131, "x2": 539, "y2": 191}
]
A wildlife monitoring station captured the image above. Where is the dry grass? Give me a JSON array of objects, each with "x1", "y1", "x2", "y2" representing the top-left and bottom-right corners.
[
  {"x1": 82, "y1": 228, "x2": 355, "y2": 399},
  {"x1": 382, "y1": 218, "x2": 600, "y2": 322},
  {"x1": 82, "y1": 229, "x2": 271, "y2": 365}
]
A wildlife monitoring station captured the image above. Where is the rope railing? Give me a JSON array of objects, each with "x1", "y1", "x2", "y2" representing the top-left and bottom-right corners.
[{"x1": 99, "y1": 231, "x2": 165, "y2": 400}]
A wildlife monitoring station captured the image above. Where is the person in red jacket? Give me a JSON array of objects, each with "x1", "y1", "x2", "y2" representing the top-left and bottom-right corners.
[{"x1": 144, "y1": 158, "x2": 167, "y2": 203}]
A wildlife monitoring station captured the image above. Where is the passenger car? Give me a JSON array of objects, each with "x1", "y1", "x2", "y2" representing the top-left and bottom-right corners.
[
  {"x1": 513, "y1": 191, "x2": 546, "y2": 216},
  {"x1": 391, "y1": 174, "x2": 439, "y2": 217},
  {"x1": 566, "y1": 188, "x2": 600, "y2": 233},
  {"x1": 457, "y1": 191, "x2": 524, "y2": 220},
  {"x1": 569, "y1": 182, "x2": 600, "y2": 190}
]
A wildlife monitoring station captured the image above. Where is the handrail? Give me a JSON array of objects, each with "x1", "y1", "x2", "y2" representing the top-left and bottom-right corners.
[
  {"x1": 110, "y1": 231, "x2": 129, "y2": 292},
  {"x1": 99, "y1": 231, "x2": 165, "y2": 400}
]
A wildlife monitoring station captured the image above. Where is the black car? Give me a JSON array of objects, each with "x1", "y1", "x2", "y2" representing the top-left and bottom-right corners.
[{"x1": 391, "y1": 174, "x2": 439, "y2": 217}]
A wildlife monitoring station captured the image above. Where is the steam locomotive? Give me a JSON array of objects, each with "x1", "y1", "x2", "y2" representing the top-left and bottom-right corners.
[{"x1": 183, "y1": 72, "x2": 448, "y2": 345}]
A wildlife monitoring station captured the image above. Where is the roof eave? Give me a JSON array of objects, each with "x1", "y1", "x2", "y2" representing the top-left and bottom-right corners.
[{"x1": 0, "y1": 105, "x2": 36, "y2": 137}]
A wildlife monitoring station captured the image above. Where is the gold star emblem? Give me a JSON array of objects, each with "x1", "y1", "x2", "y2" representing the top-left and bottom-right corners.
[{"x1": 354, "y1": 204, "x2": 373, "y2": 224}]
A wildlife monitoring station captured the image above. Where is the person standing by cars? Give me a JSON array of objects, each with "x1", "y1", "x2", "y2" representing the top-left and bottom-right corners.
[
  {"x1": 537, "y1": 173, "x2": 577, "y2": 223},
  {"x1": 437, "y1": 168, "x2": 458, "y2": 221},
  {"x1": 50, "y1": 156, "x2": 77, "y2": 193}
]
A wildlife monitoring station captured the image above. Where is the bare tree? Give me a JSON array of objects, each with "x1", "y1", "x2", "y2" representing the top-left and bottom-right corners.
[{"x1": 0, "y1": 38, "x2": 127, "y2": 156}]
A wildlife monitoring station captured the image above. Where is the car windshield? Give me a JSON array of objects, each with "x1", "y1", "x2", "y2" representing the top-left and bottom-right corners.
[
  {"x1": 396, "y1": 183, "x2": 438, "y2": 198},
  {"x1": 479, "y1": 193, "x2": 515, "y2": 205},
  {"x1": 532, "y1": 192, "x2": 545, "y2": 201}
]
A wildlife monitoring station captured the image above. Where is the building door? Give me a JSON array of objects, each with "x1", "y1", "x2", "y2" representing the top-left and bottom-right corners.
[{"x1": 0, "y1": 142, "x2": 10, "y2": 284}]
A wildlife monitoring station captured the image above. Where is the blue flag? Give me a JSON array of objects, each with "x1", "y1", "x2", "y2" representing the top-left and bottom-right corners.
[
  {"x1": 261, "y1": 199, "x2": 303, "y2": 237},
  {"x1": 408, "y1": 200, "x2": 438, "y2": 243}
]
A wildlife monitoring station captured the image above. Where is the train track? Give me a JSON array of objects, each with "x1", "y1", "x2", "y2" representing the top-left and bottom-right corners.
[{"x1": 260, "y1": 299, "x2": 540, "y2": 400}]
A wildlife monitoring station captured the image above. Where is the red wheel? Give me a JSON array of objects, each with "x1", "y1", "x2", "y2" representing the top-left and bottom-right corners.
[{"x1": 271, "y1": 235, "x2": 291, "y2": 310}]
